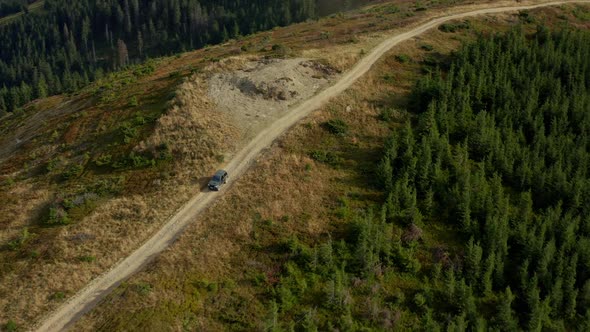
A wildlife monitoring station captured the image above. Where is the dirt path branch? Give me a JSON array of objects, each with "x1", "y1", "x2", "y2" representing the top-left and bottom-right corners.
[{"x1": 33, "y1": 1, "x2": 590, "y2": 331}]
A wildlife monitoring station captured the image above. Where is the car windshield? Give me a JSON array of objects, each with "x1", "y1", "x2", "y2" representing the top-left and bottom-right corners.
[{"x1": 212, "y1": 175, "x2": 221, "y2": 181}]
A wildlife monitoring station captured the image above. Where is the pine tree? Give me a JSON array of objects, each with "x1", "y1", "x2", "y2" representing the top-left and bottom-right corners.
[
  {"x1": 36, "y1": 76, "x2": 48, "y2": 99},
  {"x1": 495, "y1": 287, "x2": 518, "y2": 331}
]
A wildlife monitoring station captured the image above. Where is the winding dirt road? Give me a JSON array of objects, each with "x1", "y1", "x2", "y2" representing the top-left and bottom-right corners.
[{"x1": 34, "y1": 1, "x2": 590, "y2": 331}]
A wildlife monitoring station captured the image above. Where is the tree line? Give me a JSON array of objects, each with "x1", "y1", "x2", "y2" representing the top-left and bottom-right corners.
[{"x1": 0, "y1": 0, "x2": 369, "y2": 113}]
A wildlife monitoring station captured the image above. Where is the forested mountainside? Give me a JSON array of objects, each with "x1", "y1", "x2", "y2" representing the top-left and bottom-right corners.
[
  {"x1": 0, "y1": 0, "x2": 369, "y2": 113},
  {"x1": 260, "y1": 27, "x2": 590, "y2": 330}
]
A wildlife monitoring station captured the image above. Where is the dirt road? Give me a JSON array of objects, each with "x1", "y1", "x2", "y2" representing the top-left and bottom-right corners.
[{"x1": 33, "y1": 1, "x2": 590, "y2": 331}]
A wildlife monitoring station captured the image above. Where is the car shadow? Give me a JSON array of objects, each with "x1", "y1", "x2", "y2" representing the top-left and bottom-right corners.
[{"x1": 197, "y1": 176, "x2": 211, "y2": 192}]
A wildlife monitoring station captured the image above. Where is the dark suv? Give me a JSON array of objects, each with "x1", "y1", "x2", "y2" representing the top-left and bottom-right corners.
[{"x1": 208, "y1": 170, "x2": 228, "y2": 191}]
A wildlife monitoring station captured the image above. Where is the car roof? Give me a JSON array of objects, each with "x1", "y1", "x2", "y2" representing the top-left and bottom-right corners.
[{"x1": 214, "y1": 169, "x2": 227, "y2": 176}]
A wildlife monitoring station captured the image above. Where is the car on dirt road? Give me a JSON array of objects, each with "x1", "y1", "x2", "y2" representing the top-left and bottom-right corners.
[{"x1": 208, "y1": 170, "x2": 228, "y2": 191}]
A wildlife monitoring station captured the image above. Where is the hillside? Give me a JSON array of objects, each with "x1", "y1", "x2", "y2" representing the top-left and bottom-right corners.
[
  {"x1": 0, "y1": 0, "x2": 525, "y2": 330},
  {"x1": 58, "y1": 2, "x2": 590, "y2": 332},
  {"x1": 0, "y1": 0, "x2": 376, "y2": 114}
]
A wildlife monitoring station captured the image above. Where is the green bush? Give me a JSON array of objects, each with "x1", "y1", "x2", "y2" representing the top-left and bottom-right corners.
[
  {"x1": 51, "y1": 291, "x2": 66, "y2": 300},
  {"x1": 119, "y1": 121, "x2": 138, "y2": 144},
  {"x1": 79, "y1": 255, "x2": 96, "y2": 263},
  {"x1": 4, "y1": 320, "x2": 17, "y2": 332},
  {"x1": 379, "y1": 108, "x2": 396, "y2": 121},
  {"x1": 310, "y1": 150, "x2": 342, "y2": 166},
  {"x1": 61, "y1": 164, "x2": 83, "y2": 180},
  {"x1": 420, "y1": 44, "x2": 434, "y2": 51},
  {"x1": 46, "y1": 157, "x2": 60, "y2": 172},
  {"x1": 322, "y1": 119, "x2": 349, "y2": 135},
  {"x1": 395, "y1": 54, "x2": 411, "y2": 63},
  {"x1": 438, "y1": 21, "x2": 470, "y2": 33},
  {"x1": 133, "y1": 61, "x2": 156, "y2": 77},
  {"x1": 129, "y1": 152, "x2": 156, "y2": 168},
  {"x1": 47, "y1": 207, "x2": 70, "y2": 225},
  {"x1": 7, "y1": 228, "x2": 30, "y2": 250},
  {"x1": 128, "y1": 96, "x2": 138, "y2": 107},
  {"x1": 93, "y1": 154, "x2": 112, "y2": 167}
]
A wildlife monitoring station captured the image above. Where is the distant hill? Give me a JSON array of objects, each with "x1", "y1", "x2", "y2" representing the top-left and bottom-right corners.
[{"x1": 0, "y1": 0, "x2": 371, "y2": 113}]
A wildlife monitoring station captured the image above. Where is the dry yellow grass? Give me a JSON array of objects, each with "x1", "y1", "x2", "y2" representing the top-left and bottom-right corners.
[{"x1": 0, "y1": 73, "x2": 241, "y2": 328}]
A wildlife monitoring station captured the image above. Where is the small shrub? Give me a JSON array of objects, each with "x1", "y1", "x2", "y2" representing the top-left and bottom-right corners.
[
  {"x1": 129, "y1": 152, "x2": 156, "y2": 168},
  {"x1": 133, "y1": 62, "x2": 156, "y2": 77},
  {"x1": 207, "y1": 282, "x2": 218, "y2": 293},
  {"x1": 335, "y1": 197, "x2": 352, "y2": 220},
  {"x1": 134, "y1": 282, "x2": 152, "y2": 296},
  {"x1": 46, "y1": 157, "x2": 60, "y2": 172},
  {"x1": 379, "y1": 108, "x2": 396, "y2": 121},
  {"x1": 90, "y1": 177, "x2": 124, "y2": 195},
  {"x1": 4, "y1": 177, "x2": 15, "y2": 187},
  {"x1": 395, "y1": 54, "x2": 411, "y2": 63},
  {"x1": 61, "y1": 164, "x2": 84, "y2": 180},
  {"x1": 420, "y1": 44, "x2": 434, "y2": 51},
  {"x1": 438, "y1": 21, "x2": 470, "y2": 33},
  {"x1": 381, "y1": 5, "x2": 400, "y2": 14},
  {"x1": 573, "y1": 6, "x2": 590, "y2": 20},
  {"x1": 47, "y1": 207, "x2": 70, "y2": 225},
  {"x1": 100, "y1": 91, "x2": 116, "y2": 103},
  {"x1": 79, "y1": 255, "x2": 96, "y2": 263},
  {"x1": 382, "y1": 73, "x2": 396, "y2": 83},
  {"x1": 253, "y1": 273, "x2": 266, "y2": 286},
  {"x1": 4, "y1": 320, "x2": 17, "y2": 332},
  {"x1": 133, "y1": 112, "x2": 146, "y2": 125},
  {"x1": 50, "y1": 130, "x2": 60, "y2": 141},
  {"x1": 119, "y1": 121, "x2": 138, "y2": 143},
  {"x1": 8, "y1": 228, "x2": 30, "y2": 250},
  {"x1": 518, "y1": 11, "x2": 535, "y2": 23},
  {"x1": 310, "y1": 150, "x2": 342, "y2": 166},
  {"x1": 93, "y1": 154, "x2": 112, "y2": 167},
  {"x1": 67, "y1": 194, "x2": 99, "y2": 221},
  {"x1": 128, "y1": 96, "x2": 138, "y2": 107},
  {"x1": 51, "y1": 291, "x2": 66, "y2": 300},
  {"x1": 322, "y1": 119, "x2": 349, "y2": 135},
  {"x1": 169, "y1": 71, "x2": 182, "y2": 78}
]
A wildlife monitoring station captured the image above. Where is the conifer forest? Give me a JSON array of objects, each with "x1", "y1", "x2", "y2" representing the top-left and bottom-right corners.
[{"x1": 263, "y1": 28, "x2": 590, "y2": 330}]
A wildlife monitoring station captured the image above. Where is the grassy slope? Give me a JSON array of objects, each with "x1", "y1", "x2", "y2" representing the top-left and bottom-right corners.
[
  {"x1": 70, "y1": 3, "x2": 590, "y2": 331},
  {"x1": 0, "y1": 0, "x2": 509, "y2": 329}
]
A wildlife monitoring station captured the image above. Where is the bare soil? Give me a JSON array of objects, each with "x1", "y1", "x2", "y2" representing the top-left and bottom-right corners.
[{"x1": 208, "y1": 57, "x2": 338, "y2": 139}]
